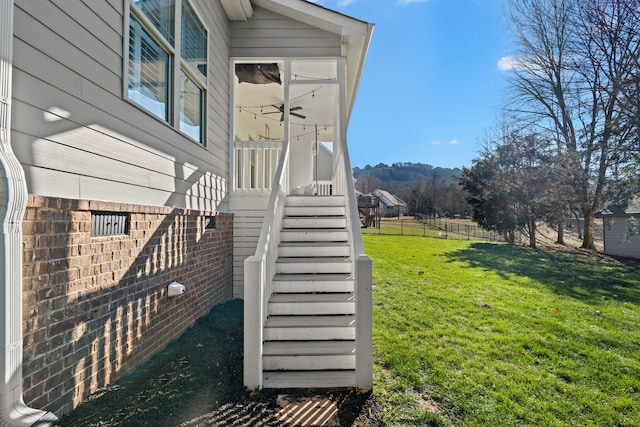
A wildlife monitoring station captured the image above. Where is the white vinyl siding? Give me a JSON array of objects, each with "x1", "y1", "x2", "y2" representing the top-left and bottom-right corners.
[
  {"x1": 11, "y1": 0, "x2": 230, "y2": 211},
  {"x1": 231, "y1": 197, "x2": 269, "y2": 298},
  {"x1": 230, "y1": 7, "x2": 342, "y2": 58},
  {"x1": 603, "y1": 216, "x2": 640, "y2": 259}
]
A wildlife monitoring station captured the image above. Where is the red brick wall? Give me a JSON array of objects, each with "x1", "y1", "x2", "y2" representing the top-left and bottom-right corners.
[{"x1": 21, "y1": 196, "x2": 234, "y2": 415}]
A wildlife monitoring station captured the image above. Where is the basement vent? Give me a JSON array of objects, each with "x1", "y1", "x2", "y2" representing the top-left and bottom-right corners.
[
  {"x1": 91, "y1": 211, "x2": 129, "y2": 237},
  {"x1": 204, "y1": 215, "x2": 216, "y2": 230}
]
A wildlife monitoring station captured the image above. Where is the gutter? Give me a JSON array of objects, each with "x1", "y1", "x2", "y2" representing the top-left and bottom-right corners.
[{"x1": 0, "y1": 0, "x2": 58, "y2": 425}]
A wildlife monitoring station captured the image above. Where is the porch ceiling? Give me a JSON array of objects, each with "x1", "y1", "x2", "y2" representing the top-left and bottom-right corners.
[
  {"x1": 235, "y1": 61, "x2": 339, "y2": 142},
  {"x1": 248, "y1": 0, "x2": 374, "y2": 121}
]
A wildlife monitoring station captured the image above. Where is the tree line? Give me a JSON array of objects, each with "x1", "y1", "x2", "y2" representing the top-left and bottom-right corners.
[
  {"x1": 353, "y1": 163, "x2": 469, "y2": 218},
  {"x1": 460, "y1": 0, "x2": 640, "y2": 249}
]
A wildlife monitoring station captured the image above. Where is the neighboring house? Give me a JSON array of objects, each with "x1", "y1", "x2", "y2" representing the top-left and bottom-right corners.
[
  {"x1": 0, "y1": 0, "x2": 373, "y2": 424},
  {"x1": 600, "y1": 198, "x2": 640, "y2": 259},
  {"x1": 374, "y1": 189, "x2": 407, "y2": 217}
]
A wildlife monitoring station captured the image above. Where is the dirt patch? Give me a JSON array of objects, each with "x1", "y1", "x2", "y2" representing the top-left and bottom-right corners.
[{"x1": 57, "y1": 299, "x2": 381, "y2": 427}]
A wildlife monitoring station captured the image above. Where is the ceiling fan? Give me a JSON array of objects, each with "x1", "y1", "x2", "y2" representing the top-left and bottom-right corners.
[{"x1": 264, "y1": 104, "x2": 306, "y2": 122}]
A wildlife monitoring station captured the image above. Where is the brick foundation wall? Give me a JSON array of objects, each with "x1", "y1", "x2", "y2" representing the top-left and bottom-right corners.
[{"x1": 21, "y1": 196, "x2": 234, "y2": 416}]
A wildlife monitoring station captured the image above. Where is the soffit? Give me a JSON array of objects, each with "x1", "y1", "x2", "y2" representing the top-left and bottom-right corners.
[{"x1": 220, "y1": 0, "x2": 253, "y2": 21}]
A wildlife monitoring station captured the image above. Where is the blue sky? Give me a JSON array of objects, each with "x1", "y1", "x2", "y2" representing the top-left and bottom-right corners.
[{"x1": 310, "y1": 0, "x2": 512, "y2": 169}]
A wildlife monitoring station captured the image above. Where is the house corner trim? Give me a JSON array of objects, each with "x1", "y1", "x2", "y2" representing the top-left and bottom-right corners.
[{"x1": 0, "y1": 0, "x2": 58, "y2": 424}]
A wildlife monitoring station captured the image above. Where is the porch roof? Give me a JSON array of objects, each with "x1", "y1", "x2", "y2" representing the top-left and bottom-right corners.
[{"x1": 223, "y1": 0, "x2": 374, "y2": 122}]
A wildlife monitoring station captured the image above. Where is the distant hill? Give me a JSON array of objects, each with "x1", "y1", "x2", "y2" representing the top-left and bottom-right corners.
[{"x1": 353, "y1": 162, "x2": 462, "y2": 194}]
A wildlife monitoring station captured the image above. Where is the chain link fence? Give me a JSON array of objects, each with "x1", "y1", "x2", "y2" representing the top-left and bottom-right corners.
[{"x1": 361, "y1": 214, "x2": 514, "y2": 243}]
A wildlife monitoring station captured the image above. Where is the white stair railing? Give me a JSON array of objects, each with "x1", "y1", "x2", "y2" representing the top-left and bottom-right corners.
[
  {"x1": 335, "y1": 141, "x2": 374, "y2": 392},
  {"x1": 243, "y1": 140, "x2": 290, "y2": 390}
]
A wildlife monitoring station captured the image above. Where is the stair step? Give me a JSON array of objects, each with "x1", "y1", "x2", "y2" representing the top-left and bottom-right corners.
[
  {"x1": 263, "y1": 341, "x2": 356, "y2": 356},
  {"x1": 275, "y1": 257, "x2": 352, "y2": 274},
  {"x1": 264, "y1": 315, "x2": 356, "y2": 340},
  {"x1": 272, "y1": 273, "x2": 354, "y2": 293},
  {"x1": 280, "y1": 229, "x2": 348, "y2": 242},
  {"x1": 269, "y1": 293, "x2": 355, "y2": 315},
  {"x1": 286, "y1": 195, "x2": 344, "y2": 207},
  {"x1": 284, "y1": 205, "x2": 346, "y2": 217},
  {"x1": 282, "y1": 216, "x2": 347, "y2": 229},
  {"x1": 278, "y1": 241, "x2": 350, "y2": 258},
  {"x1": 270, "y1": 293, "x2": 356, "y2": 303},
  {"x1": 264, "y1": 354, "x2": 355, "y2": 371},
  {"x1": 264, "y1": 341, "x2": 356, "y2": 370},
  {"x1": 263, "y1": 370, "x2": 355, "y2": 389}
]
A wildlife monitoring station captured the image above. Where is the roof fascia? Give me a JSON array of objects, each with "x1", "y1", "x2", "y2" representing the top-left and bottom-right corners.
[
  {"x1": 252, "y1": 0, "x2": 369, "y2": 36},
  {"x1": 344, "y1": 23, "x2": 374, "y2": 121}
]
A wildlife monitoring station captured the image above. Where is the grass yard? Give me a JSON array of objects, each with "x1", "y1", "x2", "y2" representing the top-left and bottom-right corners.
[{"x1": 364, "y1": 234, "x2": 640, "y2": 426}]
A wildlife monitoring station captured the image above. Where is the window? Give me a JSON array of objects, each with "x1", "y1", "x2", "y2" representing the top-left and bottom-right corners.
[
  {"x1": 180, "y1": 70, "x2": 204, "y2": 141},
  {"x1": 128, "y1": 16, "x2": 171, "y2": 121},
  {"x1": 127, "y1": 0, "x2": 207, "y2": 145},
  {"x1": 181, "y1": 0, "x2": 207, "y2": 78}
]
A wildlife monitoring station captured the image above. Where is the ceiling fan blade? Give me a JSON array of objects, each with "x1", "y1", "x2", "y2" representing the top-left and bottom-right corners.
[{"x1": 260, "y1": 103, "x2": 305, "y2": 121}]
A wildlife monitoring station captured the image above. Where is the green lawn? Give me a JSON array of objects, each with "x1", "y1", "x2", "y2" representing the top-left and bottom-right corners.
[{"x1": 365, "y1": 234, "x2": 640, "y2": 426}]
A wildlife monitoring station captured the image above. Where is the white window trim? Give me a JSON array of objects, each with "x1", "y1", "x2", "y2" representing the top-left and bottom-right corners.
[{"x1": 123, "y1": 0, "x2": 209, "y2": 145}]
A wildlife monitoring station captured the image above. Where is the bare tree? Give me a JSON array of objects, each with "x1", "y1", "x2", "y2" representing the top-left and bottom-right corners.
[
  {"x1": 506, "y1": 0, "x2": 640, "y2": 250},
  {"x1": 356, "y1": 174, "x2": 378, "y2": 195}
]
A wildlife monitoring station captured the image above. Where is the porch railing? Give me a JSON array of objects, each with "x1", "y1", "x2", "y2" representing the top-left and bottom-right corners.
[
  {"x1": 235, "y1": 140, "x2": 283, "y2": 193},
  {"x1": 243, "y1": 140, "x2": 290, "y2": 390},
  {"x1": 315, "y1": 180, "x2": 333, "y2": 196}
]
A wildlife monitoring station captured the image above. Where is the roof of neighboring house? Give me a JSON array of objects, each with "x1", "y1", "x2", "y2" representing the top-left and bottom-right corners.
[
  {"x1": 374, "y1": 189, "x2": 407, "y2": 208},
  {"x1": 600, "y1": 197, "x2": 640, "y2": 216}
]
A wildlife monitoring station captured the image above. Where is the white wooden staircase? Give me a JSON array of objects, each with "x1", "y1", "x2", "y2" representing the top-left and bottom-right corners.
[{"x1": 262, "y1": 195, "x2": 358, "y2": 388}]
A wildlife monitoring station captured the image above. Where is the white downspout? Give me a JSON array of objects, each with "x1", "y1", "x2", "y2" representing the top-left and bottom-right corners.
[{"x1": 0, "y1": 0, "x2": 58, "y2": 424}]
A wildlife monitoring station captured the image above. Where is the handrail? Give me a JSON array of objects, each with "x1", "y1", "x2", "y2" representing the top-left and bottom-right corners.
[
  {"x1": 243, "y1": 140, "x2": 290, "y2": 390},
  {"x1": 335, "y1": 137, "x2": 373, "y2": 391}
]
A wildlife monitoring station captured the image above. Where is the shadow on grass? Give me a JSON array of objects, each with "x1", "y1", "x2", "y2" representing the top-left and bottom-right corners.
[
  {"x1": 445, "y1": 243, "x2": 640, "y2": 305},
  {"x1": 57, "y1": 299, "x2": 373, "y2": 427}
]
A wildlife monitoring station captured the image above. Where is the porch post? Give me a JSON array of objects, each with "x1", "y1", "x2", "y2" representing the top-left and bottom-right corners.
[
  {"x1": 0, "y1": 0, "x2": 58, "y2": 424},
  {"x1": 355, "y1": 255, "x2": 373, "y2": 391}
]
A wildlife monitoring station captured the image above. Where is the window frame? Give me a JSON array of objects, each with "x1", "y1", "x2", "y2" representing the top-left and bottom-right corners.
[{"x1": 124, "y1": 0, "x2": 208, "y2": 146}]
